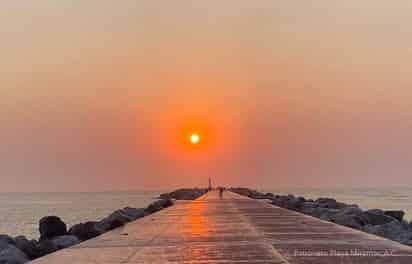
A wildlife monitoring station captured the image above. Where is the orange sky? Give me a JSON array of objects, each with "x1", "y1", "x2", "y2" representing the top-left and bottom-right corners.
[{"x1": 1, "y1": 1, "x2": 412, "y2": 191}]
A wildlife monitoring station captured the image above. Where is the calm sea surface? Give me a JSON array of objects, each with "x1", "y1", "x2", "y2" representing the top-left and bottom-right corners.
[
  {"x1": 0, "y1": 191, "x2": 161, "y2": 239},
  {"x1": 1, "y1": 188, "x2": 412, "y2": 239}
]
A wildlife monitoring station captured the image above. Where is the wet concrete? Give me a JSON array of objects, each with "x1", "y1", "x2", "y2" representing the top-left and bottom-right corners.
[{"x1": 32, "y1": 190, "x2": 412, "y2": 263}]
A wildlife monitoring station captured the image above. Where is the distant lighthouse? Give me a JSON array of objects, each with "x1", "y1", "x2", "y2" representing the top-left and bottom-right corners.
[{"x1": 208, "y1": 177, "x2": 212, "y2": 190}]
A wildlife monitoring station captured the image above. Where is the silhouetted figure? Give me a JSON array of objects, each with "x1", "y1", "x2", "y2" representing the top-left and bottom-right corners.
[{"x1": 219, "y1": 187, "x2": 224, "y2": 198}]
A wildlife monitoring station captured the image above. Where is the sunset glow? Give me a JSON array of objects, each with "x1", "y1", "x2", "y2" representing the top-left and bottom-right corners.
[
  {"x1": 190, "y1": 134, "x2": 200, "y2": 144},
  {"x1": 3, "y1": 1, "x2": 412, "y2": 191}
]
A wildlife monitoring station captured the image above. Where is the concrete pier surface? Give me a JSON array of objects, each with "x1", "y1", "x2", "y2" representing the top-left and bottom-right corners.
[{"x1": 32, "y1": 190, "x2": 412, "y2": 263}]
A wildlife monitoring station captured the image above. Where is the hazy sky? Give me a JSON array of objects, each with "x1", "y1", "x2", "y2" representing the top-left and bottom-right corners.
[{"x1": 1, "y1": 1, "x2": 412, "y2": 191}]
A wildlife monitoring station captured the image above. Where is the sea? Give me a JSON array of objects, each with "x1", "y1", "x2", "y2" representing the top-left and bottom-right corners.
[{"x1": 1, "y1": 188, "x2": 411, "y2": 239}]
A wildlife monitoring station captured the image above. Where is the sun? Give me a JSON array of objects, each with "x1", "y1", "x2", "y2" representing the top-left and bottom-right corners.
[{"x1": 190, "y1": 133, "x2": 200, "y2": 144}]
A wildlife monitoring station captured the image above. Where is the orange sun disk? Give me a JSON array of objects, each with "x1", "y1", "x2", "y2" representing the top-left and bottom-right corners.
[{"x1": 190, "y1": 133, "x2": 200, "y2": 144}]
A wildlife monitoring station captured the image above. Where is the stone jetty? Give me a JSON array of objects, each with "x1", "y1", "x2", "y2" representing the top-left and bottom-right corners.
[{"x1": 30, "y1": 189, "x2": 412, "y2": 263}]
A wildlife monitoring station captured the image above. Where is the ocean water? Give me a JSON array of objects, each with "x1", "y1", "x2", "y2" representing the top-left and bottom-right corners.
[
  {"x1": 0, "y1": 191, "x2": 160, "y2": 239},
  {"x1": 263, "y1": 188, "x2": 412, "y2": 222}
]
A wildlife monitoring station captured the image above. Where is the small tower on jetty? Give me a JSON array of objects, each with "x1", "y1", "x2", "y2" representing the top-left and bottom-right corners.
[{"x1": 208, "y1": 177, "x2": 212, "y2": 190}]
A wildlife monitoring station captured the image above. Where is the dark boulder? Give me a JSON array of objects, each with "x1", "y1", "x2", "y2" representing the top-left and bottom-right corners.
[
  {"x1": 97, "y1": 207, "x2": 145, "y2": 232},
  {"x1": 39, "y1": 216, "x2": 67, "y2": 240},
  {"x1": 98, "y1": 212, "x2": 132, "y2": 232},
  {"x1": 68, "y1": 221, "x2": 102, "y2": 241},
  {"x1": 34, "y1": 239, "x2": 58, "y2": 257},
  {"x1": 51, "y1": 235, "x2": 79, "y2": 250},
  {"x1": 319, "y1": 209, "x2": 341, "y2": 221},
  {"x1": 14, "y1": 236, "x2": 38, "y2": 260},
  {"x1": 14, "y1": 237, "x2": 56, "y2": 260},
  {"x1": 297, "y1": 196, "x2": 306, "y2": 202},
  {"x1": 263, "y1": 193, "x2": 275, "y2": 199},
  {"x1": 338, "y1": 206, "x2": 363, "y2": 216},
  {"x1": 363, "y1": 221, "x2": 410, "y2": 241},
  {"x1": 0, "y1": 245, "x2": 29, "y2": 264},
  {"x1": 145, "y1": 199, "x2": 173, "y2": 214},
  {"x1": 304, "y1": 207, "x2": 331, "y2": 218},
  {"x1": 320, "y1": 206, "x2": 367, "y2": 230},
  {"x1": 120, "y1": 207, "x2": 145, "y2": 220},
  {"x1": 0, "y1": 235, "x2": 15, "y2": 251},
  {"x1": 272, "y1": 195, "x2": 305, "y2": 211},
  {"x1": 361, "y1": 209, "x2": 397, "y2": 226},
  {"x1": 332, "y1": 214, "x2": 366, "y2": 230},
  {"x1": 315, "y1": 198, "x2": 347, "y2": 209},
  {"x1": 249, "y1": 190, "x2": 270, "y2": 199},
  {"x1": 159, "y1": 188, "x2": 208, "y2": 200},
  {"x1": 384, "y1": 210, "x2": 405, "y2": 222},
  {"x1": 301, "y1": 201, "x2": 318, "y2": 209},
  {"x1": 299, "y1": 202, "x2": 322, "y2": 215}
]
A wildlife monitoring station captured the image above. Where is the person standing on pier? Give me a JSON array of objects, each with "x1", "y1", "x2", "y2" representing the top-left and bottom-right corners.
[{"x1": 219, "y1": 187, "x2": 225, "y2": 198}]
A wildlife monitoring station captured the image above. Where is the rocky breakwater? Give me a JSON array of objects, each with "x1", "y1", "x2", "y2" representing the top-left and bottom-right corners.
[
  {"x1": 158, "y1": 188, "x2": 208, "y2": 200},
  {"x1": 0, "y1": 188, "x2": 207, "y2": 264},
  {"x1": 230, "y1": 187, "x2": 412, "y2": 247}
]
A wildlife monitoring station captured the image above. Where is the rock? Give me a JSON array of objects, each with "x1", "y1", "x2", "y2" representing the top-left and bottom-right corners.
[
  {"x1": 339, "y1": 206, "x2": 363, "y2": 216},
  {"x1": 319, "y1": 206, "x2": 367, "y2": 230},
  {"x1": 0, "y1": 235, "x2": 15, "y2": 251},
  {"x1": 315, "y1": 198, "x2": 347, "y2": 209},
  {"x1": 251, "y1": 191, "x2": 271, "y2": 199},
  {"x1": 319, "y1": 209, "x2": 340, "y2": 221},
  {"x1": 34, "y1": 239, "x2": 58, "y2": 258},
  {"x1": 159, "y1": 188, "x2": 208, "y2": 200},
  {"x1": 306, "y1": 207, "x2": 331, "y2": 218},
  {"x1": 97, "y1": 207, "x2": 145, "y2": 232},
  {"x1": 51, "y1": 235, "x2": 79, "y2": 249},
  {"x1": 384, "y1": 210, "x2": 405, "y2": 222},
  {"x1": 145, "y1": 199, "x2": 174, "y2": 214},
  {"x1": 299, "y1": 207, "x2": 316, "y2": 215},
  {"x1": 367, "y1": 208, "x2": 385, "y2": 214},
  {"x1": 39, "y1": 216, "x2": 67, "y2": 240},
  {"x1": 68, "y1": 221, "x2": 102, "y2": 241},
  {"x1": 299, "y1": 201, "x2": 326, "y2": 215},
  {"x1": 13, "y1": 237, "x2": 57, "y2": 260},
  {"x1": 98, "y1": 212, "x2": 132, "y2": 232},
  {"x1": 120, "y1": 207, "x2": 145, "y2": 220},
  {"x1": 333, "y1": 214, "x2": 366, "y2": 230},
  {"x1": 301, "y1": 201, "x2": 318, "y2": 208},
  {"x1": 297, "y1": 196, "x2": 306, "y2": 202},
  {"x1": 264, "y1": 193, "x2": 275, "y2": 199},
  {"x1": 0, "y1": 245, "x2": 29, "y2": 264},
  {"x1": 271, "y1": 195, "x2": 305, "y2": 211},
  {"x1": 398, "y1": 232, "x2": 412, "y2": 245},
  {"x1": 14, "y1": 236, "x2": 38, "y2": 260},
  {"x1": 316, "y1": 197, "x2": 336, "y2": 204},
  {"x1": 363, "y1": 221, "x2": 409, "y2": 241},
  {"x1": 361, "y1": 209, "x2": 397, "y2": 226}
]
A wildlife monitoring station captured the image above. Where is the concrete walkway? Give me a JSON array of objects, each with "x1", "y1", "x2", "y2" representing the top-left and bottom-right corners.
[{"x1": 33, "y1": 190, "x2": 412, "y2": 263}]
